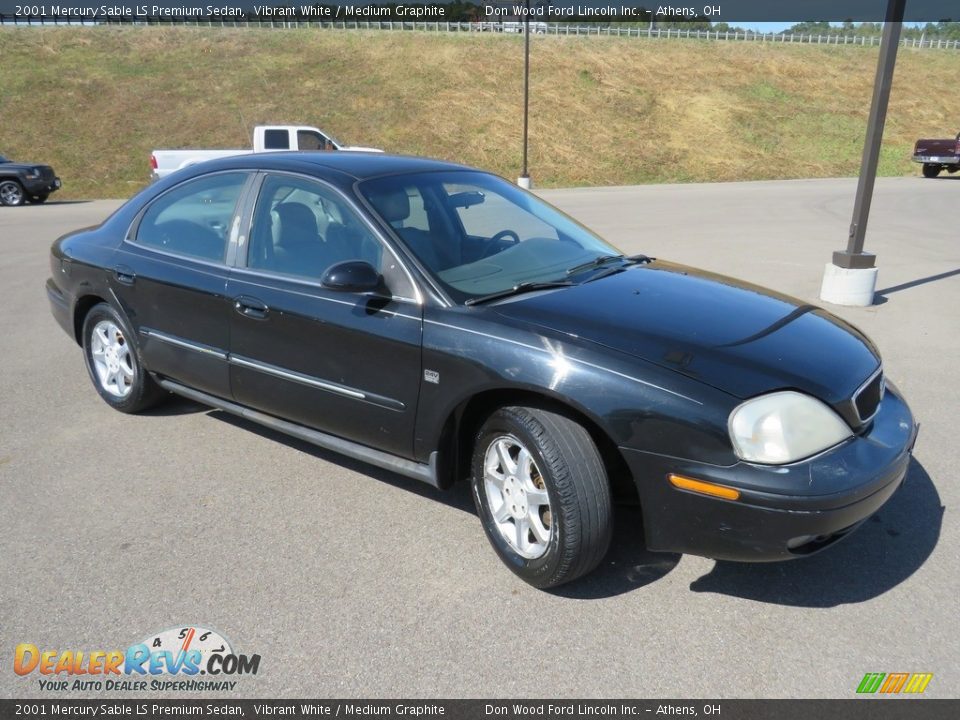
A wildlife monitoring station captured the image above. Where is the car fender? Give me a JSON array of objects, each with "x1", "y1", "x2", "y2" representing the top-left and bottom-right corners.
[{"x1": 415, "y1": 308, "x2": 738, "y2": 470}]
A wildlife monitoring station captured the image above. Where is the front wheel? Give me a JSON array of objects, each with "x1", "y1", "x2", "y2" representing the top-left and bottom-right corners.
[
  {"x1": 471, "y1": 406, "x2": 612, "y2": 589},
  {"x1": 922, "y1": 163, "x2": 942, "y2": 178},
  {"x1": 0, "y1": 180, "x2": 25, "y2": 206},
  {"x1": 81, "y1": 303, "x2": 166, "y2": 413}
]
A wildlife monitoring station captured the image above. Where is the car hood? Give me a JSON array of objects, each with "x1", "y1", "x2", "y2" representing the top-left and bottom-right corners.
[
  {"x1": 0, "y1": 161, "x2": 51, "y2": 171},
  {"x1": 495, "y1": 261, "x2": 880, "y2": 404}
]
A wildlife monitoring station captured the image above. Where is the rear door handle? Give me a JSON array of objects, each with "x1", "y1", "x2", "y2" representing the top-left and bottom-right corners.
[
  {"x1": 234, "y1": 295, "x2": 269, "y2": 320},
  {"x1": 114, "y1": 265, "x2": 136, "y2": 285}
]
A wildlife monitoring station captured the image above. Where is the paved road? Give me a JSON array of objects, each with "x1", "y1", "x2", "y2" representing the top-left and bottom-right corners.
[{"x1": 1, "y1": 177, "x2": 957, "y2": 699}]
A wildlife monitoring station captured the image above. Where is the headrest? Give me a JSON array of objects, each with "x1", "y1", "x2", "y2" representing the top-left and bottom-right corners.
[
  {"x1": 274, "y1": 203, "x2": 318, "y2": 248},
  {"x1": 369, "y1": 189, "x2": 410, "y2": 224}
]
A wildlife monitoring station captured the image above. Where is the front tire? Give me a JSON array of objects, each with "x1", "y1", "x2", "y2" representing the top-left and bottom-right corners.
[
  {"x1": 471, "y1": 406, "x2": 612, "y2": 589},
  {"x1": 922, "y1": 163, "x2": 941, "y2": 178},
  {"x1": 0, "y1": 180, "x2": 25, "y2": 206},
  {"x1": 81, "y1": 303, "x2": 165, "y2": 413}
]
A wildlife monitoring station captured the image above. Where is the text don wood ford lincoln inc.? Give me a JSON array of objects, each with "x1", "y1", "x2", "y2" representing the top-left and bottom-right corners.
[
  {"x1": 13, "y1": 627, "x2": 260, "y2": 692},
  {"x1": 485, "y1": 5, "x2": 723, "y2": 18}
]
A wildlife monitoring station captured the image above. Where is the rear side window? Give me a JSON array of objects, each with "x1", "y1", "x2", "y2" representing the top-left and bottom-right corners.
[
  {"x1": 263, "y1": 129, "x2": 289, "y2": 150},
  {"x1": 135, "y1": 173, "x2": 247, "y2": 263}
]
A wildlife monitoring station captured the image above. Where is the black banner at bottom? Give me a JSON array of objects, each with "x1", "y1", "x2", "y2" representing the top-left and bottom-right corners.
[{"x1": 0, "y1": 700, "x2": 957, "y2": 720}]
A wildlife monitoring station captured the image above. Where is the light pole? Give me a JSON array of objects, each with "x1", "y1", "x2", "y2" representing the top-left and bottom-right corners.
[
  {"x1": 820, "y1": 0, "x2": 906, "y2": 306},
  {"x1": 518, "y1": 0, "x2": 532, "y2": 189}
]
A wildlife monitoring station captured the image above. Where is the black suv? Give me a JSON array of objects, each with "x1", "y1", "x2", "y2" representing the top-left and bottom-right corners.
[{"x1": 0, "y1": 153, "x2": 62, "y2": 206}]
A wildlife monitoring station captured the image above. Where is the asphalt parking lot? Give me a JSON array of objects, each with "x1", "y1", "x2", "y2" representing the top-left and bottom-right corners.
[{"x1": 1, "y1": 177, "x2": 957, "y2": 699}]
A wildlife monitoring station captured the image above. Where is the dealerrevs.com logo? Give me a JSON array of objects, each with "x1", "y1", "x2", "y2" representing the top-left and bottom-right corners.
[{"x1": 14, "y1": 626, "x2": 261, "y2": 692}]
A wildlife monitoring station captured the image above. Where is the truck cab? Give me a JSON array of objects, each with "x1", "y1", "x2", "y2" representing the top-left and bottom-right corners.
[
  {"x1": 254, "y1": 125, "x2": 342, "y2": 152},
  {"x1": 150, "y1": 124, "x2": 382, "y2": 181}
]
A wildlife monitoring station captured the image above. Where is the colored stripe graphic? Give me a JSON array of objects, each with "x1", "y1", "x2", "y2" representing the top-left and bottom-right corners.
[
  {"x1": 857, "y1": 672, "x2": 933, "y2": 694},
  {"x1": 880, "y1": 673, "x2": 909, "y2": 693},
  {"x1": 903, "y1": 673, "x2": 934, "y2": 694},
  {"x1": 857, "y1": 673, "x2": 886, "y2": 693}
]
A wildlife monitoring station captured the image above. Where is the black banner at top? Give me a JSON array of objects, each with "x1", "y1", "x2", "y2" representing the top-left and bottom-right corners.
[
  {"x1": 0, "y1": 700, "x2": 958, "y2": 720},
  {"x1": 0, "y1": 1, "x2": 957, "y2": 24}
]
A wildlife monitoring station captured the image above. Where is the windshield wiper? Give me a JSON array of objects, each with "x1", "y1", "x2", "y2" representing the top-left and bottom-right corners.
[
  {"x1": 566, "y1": 253, "x2": 654, "y2": 277},
  {"x1": 582, "y1": 266, "x2": 628, "y2": 283},
  {"x1": 464, "y1": 281, "x2": 575, "y2": 307}
]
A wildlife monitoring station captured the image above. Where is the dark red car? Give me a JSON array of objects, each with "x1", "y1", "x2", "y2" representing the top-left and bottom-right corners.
[{"x1": 912, "y1": 132, "x2": 960, "y2": 178}]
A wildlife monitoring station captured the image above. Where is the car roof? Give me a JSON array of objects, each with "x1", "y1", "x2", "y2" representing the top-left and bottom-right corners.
[{"x1": 206, "y1": 151, "x2": 475, "y2": 181}]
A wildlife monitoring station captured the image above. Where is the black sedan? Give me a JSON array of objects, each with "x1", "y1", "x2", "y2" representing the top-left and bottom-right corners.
[{"x1": 46, "y1": 153, "x2": 917, "y2": 588}]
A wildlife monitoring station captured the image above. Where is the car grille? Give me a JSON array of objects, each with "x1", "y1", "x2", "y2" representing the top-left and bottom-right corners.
[
  {"x1": 40, "y1": 167, "x2": 55, "y2": 183},
  {"x1": 852, "y1": 369, "x2": 884, "y2": 424}
]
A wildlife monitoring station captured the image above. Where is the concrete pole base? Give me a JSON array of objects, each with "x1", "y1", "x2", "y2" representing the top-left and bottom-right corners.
[
  {"x1": 517, "y1": 176, "x2": 532, "y2": 189},
  {"x1": 819, "y1": 262, "x2": 878, "y2": 307}
]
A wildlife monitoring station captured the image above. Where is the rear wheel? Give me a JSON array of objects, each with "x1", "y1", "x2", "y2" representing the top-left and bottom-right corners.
[
  {"x1": 81, "y1": 303, "x2": 166, "y2": 413},
  {"x1": 922, "y1": 163, "x2": 942, "y2": 178},
  {"x1": 0, "y1": 180, "x2": 25, "y2": 206},
  {"x1": 471, "y1": 406, "x2": 612, "y2": 589}
]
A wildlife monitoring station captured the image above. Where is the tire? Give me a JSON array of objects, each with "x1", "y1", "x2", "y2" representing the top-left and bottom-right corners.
[
  {"x1": 0, "y1": 180, "x2": 25, "y2": 206},
  {"x1": 31, "y1": 194, "x2": 49, "y2": 204},
  {"x1": 81, "y1": 303, "x2": 166, "y2": 413},
  {"x1": 471, "y1": 406, "x2": 613, "y2": 589},
  {"x1": 922, "y1": 163, "x2": 941, "y2": 179}
]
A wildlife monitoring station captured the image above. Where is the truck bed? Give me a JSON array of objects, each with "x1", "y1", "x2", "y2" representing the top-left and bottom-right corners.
[
  {"x1": 912, "y1": 137, "x2": 959, "y2": 163},
  {"x1": 150, "y1": 149, "x2": 252, "y2": 180}
]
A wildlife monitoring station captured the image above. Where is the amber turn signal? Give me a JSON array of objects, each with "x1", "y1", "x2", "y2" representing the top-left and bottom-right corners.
[{"x1": 668, "y1": 474, "x2": 741, "y2": 501}]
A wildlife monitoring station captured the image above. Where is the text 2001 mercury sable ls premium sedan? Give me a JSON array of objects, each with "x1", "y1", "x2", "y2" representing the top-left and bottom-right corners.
[{"x1": 46, "y1": 153, "x2": 918, "y2": 588}]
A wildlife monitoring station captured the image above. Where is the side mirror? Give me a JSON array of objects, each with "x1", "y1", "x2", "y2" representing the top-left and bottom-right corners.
[{"x1": 321, "y1": 260, "x2": 383, "y2": 293}]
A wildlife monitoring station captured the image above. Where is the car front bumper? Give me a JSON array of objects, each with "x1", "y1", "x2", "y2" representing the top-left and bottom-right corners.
[
  {"x1": 23, "y1": 175, "x2": 62, "y2": 195},
  {"x1": 623, "y1": 385, "x2": 917, "y2": 561}
]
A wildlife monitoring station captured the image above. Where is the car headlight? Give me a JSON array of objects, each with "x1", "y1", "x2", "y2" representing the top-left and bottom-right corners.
[{"x1": 728, "y1": 391, "x2": 852, "y2": 464}]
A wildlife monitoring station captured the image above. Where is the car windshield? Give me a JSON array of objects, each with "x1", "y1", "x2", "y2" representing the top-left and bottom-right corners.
[
  {"x1": 358, "y1": 170, "x2": 622, "y2": 304},
  {"x1": 0, "y1": 155, "x2": 9, "y2": 163}
]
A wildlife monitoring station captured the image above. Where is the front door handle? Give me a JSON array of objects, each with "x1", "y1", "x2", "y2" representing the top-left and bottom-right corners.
[
  {"x1": 234, "y1": 295, "x2": 269, "y2": 320},
  {"x1": 114, "y1": 265, "x2": 136, "y2": 285}
]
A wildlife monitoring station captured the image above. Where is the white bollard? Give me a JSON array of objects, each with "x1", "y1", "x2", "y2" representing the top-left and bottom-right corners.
[
  {"x1": 819, "y1": 263, "x2": 879, "y2": 306},
  {"x1": 517, "y1": 176, "x2": 532, "y2": 190}
]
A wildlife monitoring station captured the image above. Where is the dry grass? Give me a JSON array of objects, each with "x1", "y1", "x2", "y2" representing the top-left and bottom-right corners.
[{"x1": 1, "y1": 27, "x2": 958, "y2": 198}]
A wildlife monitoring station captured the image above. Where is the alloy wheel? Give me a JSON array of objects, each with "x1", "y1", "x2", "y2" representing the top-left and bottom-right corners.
[
  {"x1": 0, "y1": 182, "x2": 24, "y2": 206},
  {"x1": 90, "y1": 320, "x2": 134, "y2": 398},
  {"x1": 482, "y1": 435, "x2": 554, "y2": 559}
]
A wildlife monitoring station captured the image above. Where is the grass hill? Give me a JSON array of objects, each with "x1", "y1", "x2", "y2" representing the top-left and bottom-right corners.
[{"x1": 1, "y1": 27, "x2": 958, "y2": 198}]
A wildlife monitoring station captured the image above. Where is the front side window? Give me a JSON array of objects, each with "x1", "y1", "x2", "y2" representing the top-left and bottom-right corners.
[
  {"x1": 297, "y1": 130, "x2": 330, "y2": 151},
  {"x1": 359, "y1": 171, "x2": 620, "y2": 303},
  {"x1": 135, "y1": 172, "x2": 246, "y2": 262},
  {"x1": 247, "y1": 174, "x2": 414, "y2": 298}
]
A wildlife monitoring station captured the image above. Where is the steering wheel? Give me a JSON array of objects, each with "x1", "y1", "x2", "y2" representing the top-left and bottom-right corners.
[{"x1": 480, "y1": 229, "x2": 520, "y2": 259}]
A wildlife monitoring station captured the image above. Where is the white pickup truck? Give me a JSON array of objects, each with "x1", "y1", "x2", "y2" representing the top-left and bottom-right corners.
[{"x1": 149, "y1": 124, "x2": 381, "y2": 180}]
